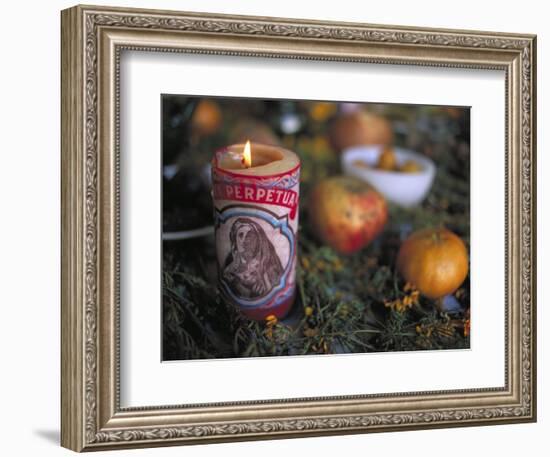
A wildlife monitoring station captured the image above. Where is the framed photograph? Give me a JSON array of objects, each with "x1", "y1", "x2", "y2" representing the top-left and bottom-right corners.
[{"x1": 61, "y1": 4, "x2": 537, "y2": 452}]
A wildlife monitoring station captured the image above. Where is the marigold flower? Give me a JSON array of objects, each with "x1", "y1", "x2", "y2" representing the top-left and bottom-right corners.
[
  {"x1": 397, "y1": 300, "x2": 409, "y2": 312},
  {"x1": 388, "y1": 299, "x2": 402, "y2": 312},
  {"x1": 386, "y1": 295, "x2": 414, "y2": 313}
]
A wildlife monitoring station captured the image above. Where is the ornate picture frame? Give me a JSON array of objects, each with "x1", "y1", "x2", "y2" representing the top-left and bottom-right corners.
[{"x1": 61, "y1": 4, "x2": 536, "y2": 452}]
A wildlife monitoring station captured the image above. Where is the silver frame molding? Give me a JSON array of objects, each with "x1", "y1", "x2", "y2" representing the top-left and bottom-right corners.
[{"x1": 61, "y1": 4, "x2": 536, "y2": 452}]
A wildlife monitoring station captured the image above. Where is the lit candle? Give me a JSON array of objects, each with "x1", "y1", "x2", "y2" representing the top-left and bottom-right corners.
[{"x1": 212, "y1": 141, "x2": 301, "y2": 321}]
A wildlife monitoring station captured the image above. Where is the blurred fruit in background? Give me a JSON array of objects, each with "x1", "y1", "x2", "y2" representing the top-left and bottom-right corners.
[
  {"x1": 230, "y1": 118, "x2": 281, "y2": 146},
  {"x1": 309, "y1": 101, "x2": 338, "y2": 123},
  {"x1": 442, "y1": 106, "x2": 463, "y2": 120},
  {"x1": 308, "y1": 176, "x2": 387, "y2": 254},
  {"x1": 191, "y1": 99, "x2": 222, "y2": 136},
  {"x1": 328, "y1": 110, "x2": 393, "y2": 152}
]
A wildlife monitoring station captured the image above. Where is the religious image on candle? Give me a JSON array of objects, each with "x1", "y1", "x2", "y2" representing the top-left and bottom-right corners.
[
  {"x1": 162, "y1": 94, "x2": 471, "y2": 362},
  {"x1": 212, "y1": 142, "x2": 300, "y2": 320}
]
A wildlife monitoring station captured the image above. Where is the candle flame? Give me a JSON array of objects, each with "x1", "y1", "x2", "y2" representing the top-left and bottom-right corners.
[{"x1": 242, "y1": 140, "x2": 252, "y2": 168}]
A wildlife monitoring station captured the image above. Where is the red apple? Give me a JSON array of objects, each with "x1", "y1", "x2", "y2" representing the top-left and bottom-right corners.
[{"x1": 308, "y1": 176, "x2": 387, "y2": 254}]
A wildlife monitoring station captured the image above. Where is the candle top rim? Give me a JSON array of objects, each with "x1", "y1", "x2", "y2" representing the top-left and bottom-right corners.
[{"x1": 214, "y1": 142, "x2": 300, "y2": 177}]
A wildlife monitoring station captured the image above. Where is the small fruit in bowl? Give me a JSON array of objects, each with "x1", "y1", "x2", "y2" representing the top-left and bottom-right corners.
[
  {"x1": 375, "y1": 148, "x2": 422, "y2": 173},
  {"x1": 396, "y1": 227, "x2": 469, "y2": 299},
  {"x1": 341, "y1": 146, "x2": 436, "y2": 207},
  {"x1": 376, "y1": 146, "x2": 397, "y2": 171},
  {"x1": 308, "y1": 176, "x2": 387, "y2": 254},
  {"x1": 352, "y1": 159, "x2": 371, "y2": 169},
  {"x1": 399, "y1": 160, "x2": 423, "y2": 173}
]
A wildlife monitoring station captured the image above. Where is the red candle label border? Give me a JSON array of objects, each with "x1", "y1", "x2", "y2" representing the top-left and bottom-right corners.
[{"x1": 212, "y1": 165, "x2": 300, "y2": 219}]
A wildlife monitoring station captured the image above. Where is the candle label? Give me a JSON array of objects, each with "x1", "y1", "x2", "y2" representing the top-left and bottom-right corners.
[
  {"x1": 212, "y1": 182, "x2": 299, "y2": 220},
  {"x1": 212, "y1": 165, "x2": 300, "y2": 317},
  {"x1": 212, "y1": 167, "x2": 299, "y2": 220},
  {"x1": 215, "y1": 206, "x2": 295, "y2": 307}
]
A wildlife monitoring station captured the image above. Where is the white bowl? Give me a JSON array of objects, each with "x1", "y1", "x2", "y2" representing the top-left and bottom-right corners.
[{"x1": 341, "y1": 145, "x2": 436, "y2": 208}]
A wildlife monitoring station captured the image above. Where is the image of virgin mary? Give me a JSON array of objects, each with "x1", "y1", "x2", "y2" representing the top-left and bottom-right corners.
[{"x1": 221, "y1": 217, "x2": 284, "y2": 299}]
